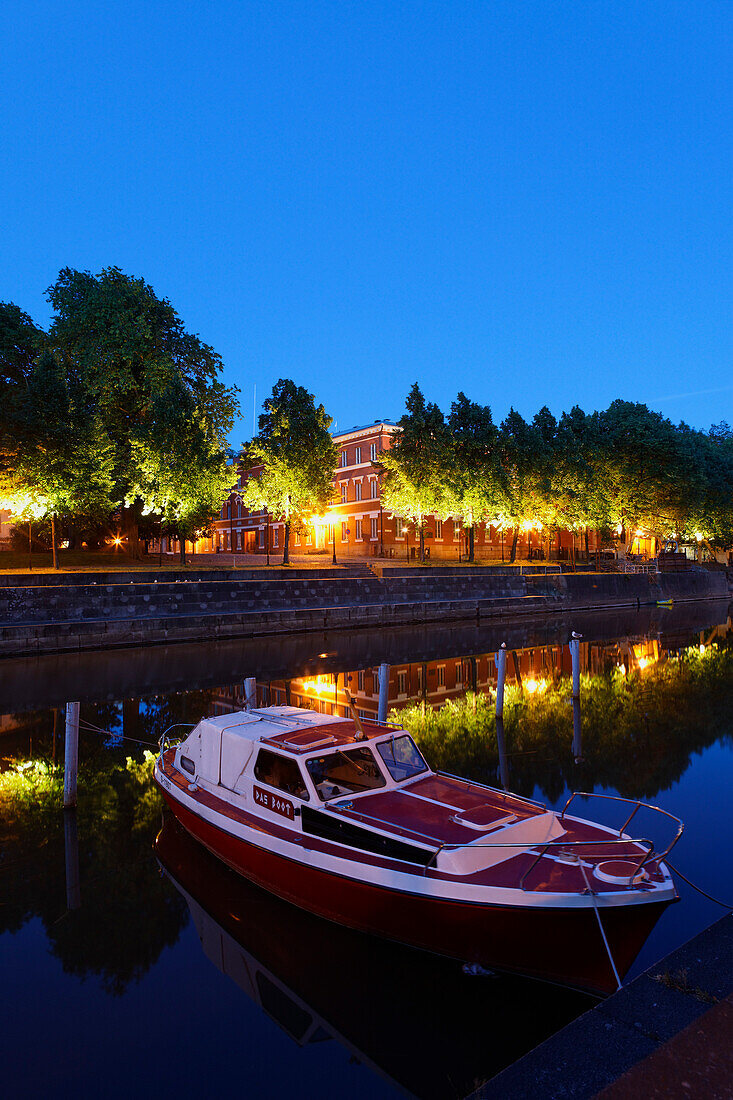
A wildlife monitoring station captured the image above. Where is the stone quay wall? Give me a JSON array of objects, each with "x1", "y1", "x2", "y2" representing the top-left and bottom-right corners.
[{"x1": 0, "y1": 566, "x2": 728, "y2": 658}]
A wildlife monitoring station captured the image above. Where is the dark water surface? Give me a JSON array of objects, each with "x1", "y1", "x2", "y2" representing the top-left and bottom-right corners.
[{"x1": 1, "y1": 598, "x2": 731, "y2": 1099}]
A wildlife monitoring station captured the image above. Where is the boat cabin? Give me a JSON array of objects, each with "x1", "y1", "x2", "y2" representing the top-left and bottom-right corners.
[{"x1": 174, "y1": 706, "x2": 428, "y2": 807}]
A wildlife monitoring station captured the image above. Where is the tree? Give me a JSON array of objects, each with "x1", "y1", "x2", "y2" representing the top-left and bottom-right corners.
[
  {"x1": 243, "y1": 379, "x2": 338, "y2": 564},
  {"x1": 4, "y1": 350, "x2": 116, "y2": 567},
  {"x1": 496, "y1": 409, "x2": 551, "y2": 562},
  {"x1": 46, "y1": 267, "x2": 238, "y2": 558},
  {"x1": 381, "y1": 384, "x2": 452, "y2": 562},
  {"x1": 446, "y1": 393, "x2": 500, "y2": 562},
  {"x1": 595, "y1": 401, "x2": 706, "y2": 552}
]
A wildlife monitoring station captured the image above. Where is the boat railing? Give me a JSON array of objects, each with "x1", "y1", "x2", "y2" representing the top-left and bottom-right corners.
[
  {"x1": 560, "y1": 792, "x2": 684, "y2": 875},
  {"x1": 157, "y1": 723, "x2": 196, "y2": 766}
]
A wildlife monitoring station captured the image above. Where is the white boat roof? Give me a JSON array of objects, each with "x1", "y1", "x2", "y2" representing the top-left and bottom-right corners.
[{"x1": 198, "y1": 707, "x2": 347, "y2": 744}]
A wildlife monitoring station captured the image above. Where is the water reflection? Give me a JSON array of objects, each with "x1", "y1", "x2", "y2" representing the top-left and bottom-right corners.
[
  {"x1": 1, "y1": 604, "x2": 731, "y2": 1097},
  {"x1": 156, "y1": 815, "x2": 593, "y2": 1100}
]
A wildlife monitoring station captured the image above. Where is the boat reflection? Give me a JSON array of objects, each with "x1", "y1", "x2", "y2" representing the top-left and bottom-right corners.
[{"x1": 157, "y1": 816, "x2": 598, "y2": 1099}]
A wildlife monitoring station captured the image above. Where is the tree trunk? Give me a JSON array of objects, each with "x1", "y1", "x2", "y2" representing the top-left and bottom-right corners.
[
  {"x1": 419, "y1": 524, "x2": 425, "y2": 562},
  {"x1": 179, "y1": 538, "x2": 186, "y2": 565},
  {"x1": 283, "y1": 520, "x2": 290, "y2": 564},
  {"x1": 468, "y1": 525, "x2": 475, "y2": 562},
  {"x1": 51, "y1": 513, "x2": 59, "y2": 570},
  {"x1": 584, "y1": 526, "x2": 590, "y2": 560},
  {"x1": 121, "y1": 504, "x2": 142, "y2": 559},
  {"x1": 509, "y1": 528, "x2": 519, "y2": 563}
]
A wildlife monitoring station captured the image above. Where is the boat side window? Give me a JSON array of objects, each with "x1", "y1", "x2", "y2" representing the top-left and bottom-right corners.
[
  {"x1": 306, "y1": 747, "x2": 386, "y2": 801},
  {"x1": 254, "y1": 749, "x2": 309, "y2": 800},
  {"x1": 377, "y1": 735, "x2": 428, "y2": 782}
]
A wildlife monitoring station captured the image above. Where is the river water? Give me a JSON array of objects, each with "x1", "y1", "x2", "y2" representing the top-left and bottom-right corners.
[{"x1": 1, "y1": 598, "x2": 731, "y2": 1099}]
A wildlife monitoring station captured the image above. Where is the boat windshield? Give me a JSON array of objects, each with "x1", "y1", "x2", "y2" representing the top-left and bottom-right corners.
[
  {"x1": 377, "y1": 735, "x2": 428, "y2": 782},
  {"x1": 306, "y1": 747, "x2": 386, "y2": 801}
]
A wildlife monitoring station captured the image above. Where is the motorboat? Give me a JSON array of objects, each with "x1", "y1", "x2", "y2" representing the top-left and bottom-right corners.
[
  {"x1": 156, "y1": 815, "x2": 593, "y2": 1099},
  {"x1": 155, "y1": 704, "x2": 682, "y2": 994}
]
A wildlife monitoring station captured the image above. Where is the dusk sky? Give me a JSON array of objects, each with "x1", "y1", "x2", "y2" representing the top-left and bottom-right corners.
[{"x1": 2, "y1": 0, "x2": 731, "y2": 442}]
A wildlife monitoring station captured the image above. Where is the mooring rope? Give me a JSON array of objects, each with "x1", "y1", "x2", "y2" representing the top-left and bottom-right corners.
[{"x1": 665, "y1": 860, "x2": 733, "y2": 911}]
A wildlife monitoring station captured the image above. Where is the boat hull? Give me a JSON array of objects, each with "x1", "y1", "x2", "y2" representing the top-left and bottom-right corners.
[{"x1": 158, "y1": 785, "x2": 669, "y2": 995}]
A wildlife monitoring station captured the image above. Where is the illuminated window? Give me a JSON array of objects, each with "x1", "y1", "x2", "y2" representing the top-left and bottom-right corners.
[
  {"x1": 341, "y1": 483, "x2": 348, "y2": 504},
  {"x1": 436, "y1": 520, "x2": 442, "y2": 539},
  {"x1": 273, "y1": 528, "x2": 279, "y2": 548},
  {"x1": 370, "y1": 517, "x2": 378, "y2": 539},
  {"x1": 397, "y1": 671, "x2": 407, "y2": 695},
  {"x1": 341, "y1": 522, "x2": 348, "y2": 542},
  {"x1": 355, "y1": 519, "x2": 362, "y2": 540},
  {"x1": 396, "y1": 517, "x2": 405, "y2": 538},
  {"x1": 355, "y1": 481, "x2": 362, "y2": 501},
  {"x1": 453, "y1": 520, "x2": 460, "y2": 540},
  {"x1": 437, "y1": 665, "x2": 445, "y2": 687},
  {"x1": 370, "y1": 479, "x2": 378, "y2": 498},
  {"x1": 455, "y1": 662, "x2": 462, "y2": 685},
  {"x1": 357, "y1": 670, "x2": 364, "y2": 690},
  {"x1": 294, "y1": 531, "x2": 301, "y2": 546}
]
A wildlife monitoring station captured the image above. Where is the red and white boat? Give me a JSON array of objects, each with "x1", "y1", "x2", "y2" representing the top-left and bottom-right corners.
[{"x1": 155, "y1": 705, "x2": 683, "y2": 994}]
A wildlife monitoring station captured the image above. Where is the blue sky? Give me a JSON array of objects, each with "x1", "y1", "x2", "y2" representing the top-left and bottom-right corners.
[{"x1": 2, "y1": 1, "x2": 731, "y2": 441}]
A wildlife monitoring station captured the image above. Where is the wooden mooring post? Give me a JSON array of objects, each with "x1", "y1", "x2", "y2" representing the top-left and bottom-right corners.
[
  {"x1": 378, "y1": 663, "x2": 390, "y2": 724},
  {"x1": 569, "y1": 632, "x2": 583, "y2": 762},
  {"x1": 495, "y1": 644, "x2": 509, "y2": 789},
  {"x1": 63, "y1": 701, "x2": 80, "y2": 809}
]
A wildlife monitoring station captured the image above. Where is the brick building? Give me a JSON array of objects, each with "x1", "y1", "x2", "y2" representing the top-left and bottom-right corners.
[{"x1": 179, "y1": 418, "x2": 599, "y2": 561}]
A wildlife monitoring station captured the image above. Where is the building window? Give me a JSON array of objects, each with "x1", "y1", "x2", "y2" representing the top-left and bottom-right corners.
[
  {"x1": 236, "y1": 530, "x2": 242, "y2": 549},
  {"x1": 341, "y1": 522, "x2": 348, "y2": 542},
  {"x1": 370, "y1": 479, "x2": 378, "y2": 498},
  {"x1": 340, "y1": 450, "x2": 348, "y2": 467},
  {"x1": 341, "y1": 483, "x2": 348, "y2": 504},
  {"x1": 455, "y1": 662, "x2": 462, "y2": 685},
  {"x1": 237, "y1": 500, "x2": 242, "y2": 517},
  {"x1": 306, "y1": 530, "x2": 312, "y2": 544},
  {"x1": 355, "y1": 446, "x2": 361, "y2": 464},
  {"x1": 417, "y1": 666, "x2": 423, "y2": 690},
  {"x1": 397, "y1": 671, "x2": 407, "y2": 695},
  {"x1": 396, "y1": 517, "x2": 405, "y2": 538},
  {"x1": 355, "y1": 519, "x2": 362, "y2": 540},
  {"x1": 357, "y1": 670, "x2": 364, "y2": 691},
  {"x1": 437, "y1": 665, "x2": 445, "y2": 687},
  {"x1": 295, "y1": 531, "x2": 301, "y2": 546},
  {"x1": 273, "y1": 527, "x2": 279, "y2": 548},
  {"x1": 370, "y1": 442, "x2": 377, "y2": 461},
  {"x1": 370, "y1": 517, "x2": 378, "y2": 540},
  {"x1": 354, "y1": 481, "x2": 362, "y2": 501},
  {"x1": 453, "y1": 520, "x2": 461, "y2": 541},
  {"x1": 436, "y1": 519, "x2": 442, "y2": 539}
]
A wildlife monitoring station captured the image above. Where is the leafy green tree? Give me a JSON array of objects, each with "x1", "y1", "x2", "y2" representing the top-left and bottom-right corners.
[
  {"x1": 5, "y1": 350, "x2": 116, "y2": 566},
  {"x1": 496, "y1": 409, "x2": 551, "y2": 562},
  {"x1": 381, "y1": 383, "x2": 452, "y2": 561},
  {"x1": 243, "y1": 379, "x2": 338, "y2": 564},
  {"x1": 446, "y1": 393, "x2": 501, "y2": 562},
  {"x1": 595, "y1": 401, "x2": 705, "y2": 552},
  {"x1": 46, "y1": 267, "x2": 238, "y2": 557}
]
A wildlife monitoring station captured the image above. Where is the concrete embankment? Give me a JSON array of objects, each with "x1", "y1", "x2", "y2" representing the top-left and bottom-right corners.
[
  {"x1": 0, "y1": 565, "x2": 729, "y2": 658},
  {"x1": 471, "y1": 914, "x2": 733, "y2": 1099}
]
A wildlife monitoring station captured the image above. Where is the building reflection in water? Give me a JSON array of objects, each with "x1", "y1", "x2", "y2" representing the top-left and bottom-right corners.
[{"x1": 207, "y1": 619, "x2": 732, "y2": 725}]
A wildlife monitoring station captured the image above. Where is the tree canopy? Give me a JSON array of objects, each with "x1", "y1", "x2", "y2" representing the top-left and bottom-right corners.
[
  {"x1": 380, "y1": 383, "x2": 452, "y2": 560},
  {"x1": 1, "y1": 269, "x2": 239, "y2": 563},
  {"x1": 243, "y1": 378, "x2": 338, "y2": 564}
]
